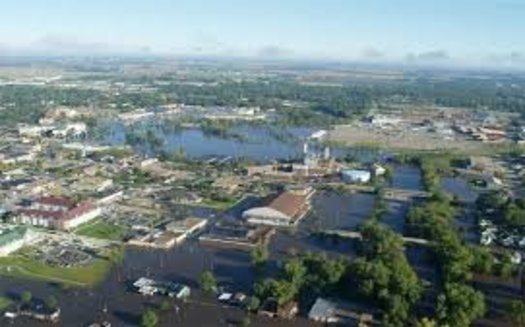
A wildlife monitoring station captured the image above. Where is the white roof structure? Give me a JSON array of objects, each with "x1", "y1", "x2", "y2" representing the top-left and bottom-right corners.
[{"x1": 243, "y1": 207, "x2": 291, "y2": 222}]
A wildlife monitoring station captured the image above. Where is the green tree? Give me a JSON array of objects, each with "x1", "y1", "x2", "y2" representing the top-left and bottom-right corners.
[
  {"x1": 45, "y1": 295, "x2": 58, "y2": 310},
  {"x1": 415, "y1": 317, "x2": 438, "y2": 327},
  {"x1": 470, "y1": 246, "x2": 494, "y2": 275},
  {"x1": 503, "y1": 201, "x2": 525, "y2": 226},
  {"x1": 160, "y1": 299, "x2": 171, "y2": 312},
  {"x1": 241, "y1": 316, "x2": 251, "y2": 327},
  {"x1": 250, "y1": 243, "x2": 269, "y2": 267},
  {"x1": 360, "y1": 222, "x2": 404, "y2": 260},
  {"x1": 436, "y1": 283, "x2": 486, "y2": 327},
  {"x1": 200, "y1": 270, "x2": 217, "y2": 293},
  {"x1": 507, "y1": 300, "x2": 525, "y2": 327},
  {"x1": 20, "y1": 291, "x2": 32, "y2": 304},
  {"x1": 245, "y1": 296, "x2": 261, "y2": 312},
  {"x1": 141, "y1": 309, "x2": 158, "y2": 327},
  {"x1": 283, "y1": 258, "x2": 307, "y2": 289},
  {"x1": 496, "y1": 254, "x2": 515, "y2": 279}
]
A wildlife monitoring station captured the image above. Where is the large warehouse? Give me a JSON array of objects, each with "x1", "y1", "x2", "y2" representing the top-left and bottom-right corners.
[{"x1": 242, "y1": 190, "x2": 313, "y2": 227}]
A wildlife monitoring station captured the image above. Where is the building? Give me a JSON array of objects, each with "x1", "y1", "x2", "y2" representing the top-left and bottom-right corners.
[
  {"x1": 95, "y1": 189, "x2": 124, "y2": 206},
  {"x1": 133, "y1": 277, "x2": 191, "y2": 299},
  {"x1": 51, "y1": 123, "x2": 87, "y2": 138},
  {"x1": 12, "y1": 196, "x2": 101, "y2": 231},
  {"x1": 308, "y1": 298, "x2": 342, "y2": 323},
  {"x1": 18, "y1": 125, "x2": 53, "y2": 138},
  {"x1": 199, "y1": 223, "x2": 275, "y2": 249},
  {"x1": 242, "y1": 190, "x2": 313, "y2": 226},
  {"x1": 308, "y1": 297, "x2": 375, "y2": 326},
  {"x1": 0, "y1": 144, "x2": 41, "y2": 165},
  {"x1": 259, "y1": 298, "x2": 298, "y2": 320},
  {"x1": 0, "y1": 226, "x2": 35, "y2": 256},
  {"x1": 371, "y1": 164, "x2": 386, "y2": 177},
  {"x1": 165, "y1": 217, "x2": 208, "y2": 235},
  {"x1": 31, "y1": 196, "x2": 74, "y2": 212},
  {"x1": 341, "y1": 169, "x2": 371, "y2": 184}
]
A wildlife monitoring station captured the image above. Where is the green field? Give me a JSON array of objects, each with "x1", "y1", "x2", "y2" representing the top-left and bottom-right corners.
[
  {"x1": 200, "y1": 197, "x2": 240, "y2": 211},
  {"x1": 0, "y1": 247, "x2": 123, "y2": 287},
  {"x1": 75, "y1": 221, "x2": 127, "y2": 241},
  {"x1": 0, "y1": 297, "x2": 12, "y2": 310}
]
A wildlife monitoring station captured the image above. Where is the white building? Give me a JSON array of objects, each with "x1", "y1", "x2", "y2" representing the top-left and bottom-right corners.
[{"x1": 341, "y1": 169, "x2": 371, "y2": 183}]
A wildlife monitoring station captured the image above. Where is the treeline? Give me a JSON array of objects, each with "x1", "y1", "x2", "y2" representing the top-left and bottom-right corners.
[
  {"x1": 406, "y1": 193, "x2": 487, "y2": 326},
  {"x1": 0, "y1": 85, "x2": 104, "y2": 124},
  {"x1": 252, "y1": 221, "x2": 424, "y2": 326},
  {"x1": 4, "y1": 75, "x2": 525, "y2": 126}
]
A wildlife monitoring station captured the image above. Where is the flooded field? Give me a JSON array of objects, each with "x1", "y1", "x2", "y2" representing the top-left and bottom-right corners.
[{"x1": 95, "y1": 121, "x2": 382, "y2": 163}]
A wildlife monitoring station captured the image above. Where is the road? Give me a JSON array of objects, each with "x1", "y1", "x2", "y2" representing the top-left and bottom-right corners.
[{"x1": 324, "y1": 229, "x2": 429, "y2": 245}]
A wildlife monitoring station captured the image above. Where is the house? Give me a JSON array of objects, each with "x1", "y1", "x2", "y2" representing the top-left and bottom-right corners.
[
  {"x1": 51, "y1": 123, "x2": 87, "y2": 137},
  {"x1": 518, "y1": 237, "x2": 525, "y2": 249},
  {"x1": 308, "y1": 297, "x2": 375, "y2": 326},
  {"x1": 0, "y1": 144, "x2": 40, "y2": 165},
  {"x1": 167, "y1": 283, "x2": 191, "y2": 299},
  {"x1": 480, "y1": 230, "x2": 496, "y2": 246},
  {"x1": 133, "y1": 277, "x2": 158, "y2": 296},
  {"x1": 17, "y1": 299, "x2": 61, "y2": 323},
  {"x1": 511, "y1": 252, "x2": 522, "y2": 264},
  {"x1": 308, "y1": 298, "x2": 344, "y2": 324},
  {"x1": 259, "y1": 298, "x2": 298, "y2": 320},
  {"x1": 17, "y1": 125, "x2": 52, "y2": 138},
  {"x1": 242, "y1": 190, "x2": 313, "y2": 226},
  {"x1": 502, "y1": 235, "x2": 517, "y2": 247},
  {"x1": 133, "y1": 277, "x2": 190, "y2": 299},
  {"x1": 341, "y1": 169, "x2": 371, "y2": 184}
]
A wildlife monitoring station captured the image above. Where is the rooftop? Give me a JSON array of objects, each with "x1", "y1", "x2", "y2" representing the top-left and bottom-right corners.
[
  {"x1": 266, "y1": 191, "x2": 309, "y2": 219},
  {"x1": 33, "y1": 196, "x2": 74, "y2": 209}
]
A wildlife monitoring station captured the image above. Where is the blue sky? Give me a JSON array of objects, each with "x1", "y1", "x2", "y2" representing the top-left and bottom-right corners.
[{"x1": 1, "y1": 0, "x2": 524, "y2": 65}]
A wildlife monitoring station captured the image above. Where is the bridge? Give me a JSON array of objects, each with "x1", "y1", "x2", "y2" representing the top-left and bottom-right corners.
[{"x1": 324, "y1": 229, "x2": 429, "y2": 246}]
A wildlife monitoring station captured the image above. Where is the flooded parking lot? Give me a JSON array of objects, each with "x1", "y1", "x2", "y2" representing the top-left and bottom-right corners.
[{"x1": 303, "y1": 191, "x2": 375, "y2": 231}]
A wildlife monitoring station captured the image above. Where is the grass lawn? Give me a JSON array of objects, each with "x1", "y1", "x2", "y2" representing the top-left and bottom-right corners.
[
  {"x1": 0, "y1": 247, "x2": 123, "y2": 287},
  {"x1": 200, "y1": 197, "x2": 240, "y2": 211},
  {"x1": 0, "y1": 296, "x2": 12, "y2": 310},
  {"x1": 75, "y1": 221, "x2": 127, "y2": 241}
]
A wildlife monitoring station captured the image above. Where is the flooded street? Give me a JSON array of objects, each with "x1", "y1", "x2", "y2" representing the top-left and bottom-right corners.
[{"x1": 0, "y1": 130, "x2": 488, "y2": 327}]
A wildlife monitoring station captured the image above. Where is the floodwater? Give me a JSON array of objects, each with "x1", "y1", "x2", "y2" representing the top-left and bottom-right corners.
[
  {"x1": 5, "y1": 125, "x2": 492, "y2": 326},
  {"x1": 303, "y1": 191, "x2": 376, "y2": 231},
  {"x1": 441, "y1": 177, "x2": 478, "y2": 203},
  {"x1": 381, "y1": 199, "x2": 410, "y2": 234},
  {"x1": 2, "y1": 240, "x2": 320, "y2": 327},
  {"x1": 390, "y1": 165, "x2": 423, "y2": 191},
  {"x1": 95, "y1": 121, "x2": 382, "y2": 163}
]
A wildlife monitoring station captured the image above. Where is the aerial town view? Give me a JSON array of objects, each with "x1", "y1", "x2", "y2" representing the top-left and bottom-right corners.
[{"x1": 0, "y1": 1, "x2": 524, "y2": 327}]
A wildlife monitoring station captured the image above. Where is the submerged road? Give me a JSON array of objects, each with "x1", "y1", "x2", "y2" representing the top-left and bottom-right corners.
[
  {"x1": 319, "y1": 182, "x2": 429, "y2": 201},
  {"x1": 325, "y1": 229, "x2": 429, "y2": 245}
]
